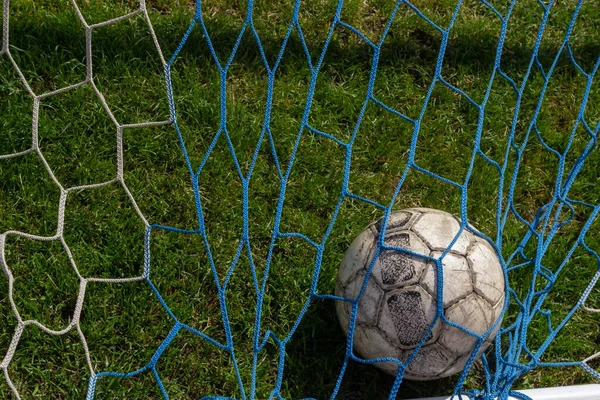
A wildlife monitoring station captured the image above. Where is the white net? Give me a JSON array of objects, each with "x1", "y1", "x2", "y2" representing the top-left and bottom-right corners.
[{"x1": 0, "y1": 1, "x2": 173, "y2": 398}]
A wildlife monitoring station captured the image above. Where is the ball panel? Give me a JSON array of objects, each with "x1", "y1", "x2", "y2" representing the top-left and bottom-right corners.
[
  {"x1": 468, "y1": 239, "x2": 505, "y2": 306},
  {"x1": 353, "y1": 326, "x2": 402, "y2": 375},
  {"x1": 411, "y1": 210, "x2": 473, "y2": 254},
  {"x1": 440, "y1": 352, "x2": 475, "y2": 378},
  {"x1": 493, "y1": 293, "x2": 504, "y2": 322},
  {"x1": 421, "y1": 251, "x2": 473, "y2": 308},
  {"x1": 439, "y1": 293, "x2": 494, "y2": 357},
  {"x1": 405, "y1": 207, "x2": 448, "y2": 215},
  {"x1": 373, "y1": 210, "x2": 418, "y2": 234},
  {"x1": 344, "y1": 271, "x2": 384, "y2": 326},
  {"x1": 489, "y1": 292, "x2": 505, "y2": 341},
  {"x1": 338, "y1": 228, "x2": 376, "y2": 286},
  {"x1": 372, "y1": 231, "x2": 429, "y2": 289},
  {"x1": 404, "y1": 343, "x2": 455, "y2": 380},
  {"x1": 439, "y1": 354, "x2": 467, "y2": 378},
  {"x1": 335, "y1": 280, "x2": 351, "y2": 334},
  {"x1": 379, "y1": 286, "x2": 439, "y2": 349}
]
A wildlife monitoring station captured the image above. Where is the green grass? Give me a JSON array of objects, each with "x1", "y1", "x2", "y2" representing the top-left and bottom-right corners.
[{"x1": 1, "y1": 0, "x2": 599, "y2": 398}]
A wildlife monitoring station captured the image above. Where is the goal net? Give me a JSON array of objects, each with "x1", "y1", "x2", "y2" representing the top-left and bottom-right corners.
[{"x1": 0, "y1": 0, "x2": 599, "y2": 399}]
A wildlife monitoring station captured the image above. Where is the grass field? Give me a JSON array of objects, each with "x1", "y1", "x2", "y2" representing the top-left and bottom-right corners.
[{"x1": 1, "y1": 0, "x2": 599, "y2": 398}]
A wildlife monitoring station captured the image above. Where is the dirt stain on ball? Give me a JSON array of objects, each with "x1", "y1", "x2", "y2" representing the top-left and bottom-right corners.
[
  {"x1": 387, "y1": 290, "x2": 431, "y2": 347},
  {"x1": 380, "y1": 233, "x2": 415, "y2": 285}
]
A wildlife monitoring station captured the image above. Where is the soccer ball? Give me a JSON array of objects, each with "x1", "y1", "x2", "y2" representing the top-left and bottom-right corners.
[{"x1": 335, "y1": 208, "x2": 505, "y2": 380}]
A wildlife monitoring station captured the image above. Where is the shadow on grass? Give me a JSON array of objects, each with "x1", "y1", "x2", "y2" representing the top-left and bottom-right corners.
[
  {"x1": 283, "y1": 299, "x2": 459, "y2": 399},
  {"x1": 7, "y1": 6, "x2": 600, "y2": 88}
]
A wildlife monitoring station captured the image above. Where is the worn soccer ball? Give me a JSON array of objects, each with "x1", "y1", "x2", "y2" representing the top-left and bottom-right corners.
[{"x1": 335, "y1": 208, "x2": 505, "y2": 380}]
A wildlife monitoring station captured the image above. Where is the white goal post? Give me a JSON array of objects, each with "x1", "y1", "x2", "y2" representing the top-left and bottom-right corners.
[{"x1": 412, "y1": 384, "x2": 600, "y2": 400}]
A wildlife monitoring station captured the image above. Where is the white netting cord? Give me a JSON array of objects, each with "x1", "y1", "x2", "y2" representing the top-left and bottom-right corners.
[
  {"x1": 0, "y1": 0, "x2": 171, "y2": 398},
  {"x1": 1, "y1": 0, "x2": 8, "y2": 54}
]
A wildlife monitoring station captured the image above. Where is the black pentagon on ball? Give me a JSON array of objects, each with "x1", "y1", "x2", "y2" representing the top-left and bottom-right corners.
[
  {"x1": 378, "y1": 286, "x2": 439, "y2": 349},
  {"x1": 387, "y1": 290, "x2": 432, "y2": 347},
  {"x1": 371, "y1": 230, "x2": 430, "y2": 289}
]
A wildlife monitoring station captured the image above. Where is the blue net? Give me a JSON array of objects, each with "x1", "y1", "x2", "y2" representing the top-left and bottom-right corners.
[{"x1": 1, "y1": 0, "x2": 599, "y2": 399}]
